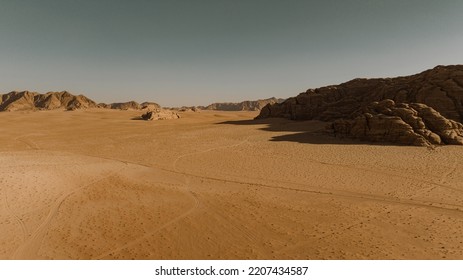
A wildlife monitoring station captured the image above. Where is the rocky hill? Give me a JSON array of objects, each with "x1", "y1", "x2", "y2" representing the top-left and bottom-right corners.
[
  {"x1": 256, "y1": 65, "x2": 463, "y2": 146},
  {"x1": 140, "y1": 102, "x2": 161, "y2": 111},
  {"x1": 203, "y1": 97, "x2": 284, "y2": 111},
  {"x1": 0, "y1": 91, "x2": 165, "y2": 112},
  {"x1": 0, "y1": 91, "x2": 98, "y2": 111},
  {"x1": 107, "y1": 101, "x2": 141, "y2": 110}
]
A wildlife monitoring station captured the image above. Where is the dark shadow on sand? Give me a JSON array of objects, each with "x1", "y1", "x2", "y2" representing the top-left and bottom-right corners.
[
  {"x1": 217, "y1": 118, "x2": 407, "y2": 146},
  {"x1": 131, "y1": 116, "x2": 144, "y2": 120}
]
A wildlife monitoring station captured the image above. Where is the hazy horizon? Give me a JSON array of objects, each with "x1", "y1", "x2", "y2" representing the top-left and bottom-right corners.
[{"x1": 1, "y1": 0, "x2": 463, "y2": 107}]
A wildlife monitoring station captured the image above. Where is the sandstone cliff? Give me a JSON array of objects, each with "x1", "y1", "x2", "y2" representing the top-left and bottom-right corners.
[
  {"x1": 257, "y1": 65, "x2": 463, "y2": 123},
  {"x1": 256, "y1": 65, "x2": 463, "y2": 146}
]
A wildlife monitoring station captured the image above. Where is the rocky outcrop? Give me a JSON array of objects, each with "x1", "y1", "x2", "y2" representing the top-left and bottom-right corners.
[
  {"x1": 141, "y1": 109, "x2": 180, "y2": 121},
  {"x1": 0, "y1": 91, "x2": 98, "y2": 111},
  {"x1": 330, "y1": 100, "x2": 463, "y2": 146},
  {"x1": 0, "y1": 91, "x2": 36, "y2": 111},
  {"x1": 96, "y1": 101, "x2": 161, "y2": 111},
  {"x1": 204, "y1": 97, "x2": 284, "y2": 111},
  {"x1": 140, "y1": 102, "x2": 161, "y2": 111},
  {"x1": 108, "y1": 101, "x2": 141, "y2": 110},
  {"x1": 257, "y1": 65, "x2": 463, "y2": 123},
  {"x1": 97, "y1": 103, "x2": 112, "y2": 109},
  {"x1": 178, "y1": 106, "x2": 200, "y2": 112}
]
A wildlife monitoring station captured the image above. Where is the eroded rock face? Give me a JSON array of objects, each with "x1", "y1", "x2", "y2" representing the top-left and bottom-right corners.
[
  {"x1": 0, "y1": 91, "x2": 98, "y2": 111},
  {"x1": 330, "y1": 100, "x2": 463, "y2": 146},
  {"x1": 109, "y1": 101, "x2": 141, "y2": 110},
  {"x1": 257, "y1": 65, "x2": 463, "y2": 123},
  {"x1": 140, "y1": 102, "x2": 161, "y2": 111},
  {"x1": 141, "y1": 109, "x2": 180, "y2": 121}
]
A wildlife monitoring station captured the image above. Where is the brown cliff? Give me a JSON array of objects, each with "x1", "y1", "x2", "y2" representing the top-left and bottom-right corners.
[{"x1": 257, "y1": 65, "x2": 463, "y2": 123}]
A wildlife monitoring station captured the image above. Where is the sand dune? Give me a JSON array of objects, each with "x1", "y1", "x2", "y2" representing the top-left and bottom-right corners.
[{"x1": 0, "y1": 109, "x2": 462, "y2": 259}]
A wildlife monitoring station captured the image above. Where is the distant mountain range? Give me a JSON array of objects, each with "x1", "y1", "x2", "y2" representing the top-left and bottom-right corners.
[
  {"x1": 0, "y1": 91, "x2": 98, "y2": 111},
  {"x1": 0, "y1": 91, "x2": 162, "y2": 112},
  {"x1": 200, "y1": 97, "x2": 285, "y2": 111},
  {"x1": 0, "y1": 91, "x2": 284, "y2": 112}
]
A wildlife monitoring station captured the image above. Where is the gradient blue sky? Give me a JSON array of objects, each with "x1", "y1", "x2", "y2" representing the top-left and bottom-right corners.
[{"x1": 1, "y1": 0, "x2": 462, "y2": 106}]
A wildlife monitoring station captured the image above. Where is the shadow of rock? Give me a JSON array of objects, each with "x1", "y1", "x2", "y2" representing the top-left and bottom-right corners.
[{"x1": 218, "y1": 118, "x2": 410, "y2": 146}]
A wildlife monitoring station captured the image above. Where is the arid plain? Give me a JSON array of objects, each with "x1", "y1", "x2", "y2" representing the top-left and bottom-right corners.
[{"x1": 1, "y1": 109, "x2": 462, "y2": 259}]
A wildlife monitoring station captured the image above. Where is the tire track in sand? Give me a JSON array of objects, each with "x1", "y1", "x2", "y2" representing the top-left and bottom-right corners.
[
  {"x1": 3, "y1": 190, "x2": 28, "y2": 242},
  {"x1": 439, "y1": 158, "x2": 459, "y2": 185},
  {"x1": 94, "y1": 190, "x2": 200, "y2": 259},
  {"x1": 12, "y1": 164, "x2": 127, "y2": 260},
  {"x1": 160, "y1": 166, "x2": 463, "y2": 214},
  {"x1": 94, "y1": 138, "x2": 249, "y2": 259},
  {"x1": 74, "y1": 138, "x2": 463, "y2": 217},
  {"x1": 14, "y1": 135, "x2": 41, "y2": 150}
]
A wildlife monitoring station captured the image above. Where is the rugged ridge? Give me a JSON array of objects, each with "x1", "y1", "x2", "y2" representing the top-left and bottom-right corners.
[
  {"x1": 0, "y1": 91, "x2": 98, "y2": 111},
  {"x1": 203, "y1": 97, "x2": 284, "y2": 111},
  {"x1": 257, "y1": 65, "x2": 463, "y2": 123},
  {"x1": 256, "y1": 65, "x2": 463, "y2": 146},
  {"x1": 0, "y1": 91, "x2": 165, "y2": 112},
  {"x1": 106, "y1": 101, "x2": 141, "y2": 110}
]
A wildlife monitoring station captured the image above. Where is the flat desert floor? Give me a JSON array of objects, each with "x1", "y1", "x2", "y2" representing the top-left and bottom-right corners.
[{"x1": 0, "y1": 109, "x2": 462, "y2": 259}]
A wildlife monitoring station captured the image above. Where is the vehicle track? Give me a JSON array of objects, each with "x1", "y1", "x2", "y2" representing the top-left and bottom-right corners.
[
  {"x1": 94, "y1": 190, "x2": 200, "y2": 259},
  {"x1": 68, "y1": 140, "x2": 463, "y2": 215},
  {"x1": 28, "y1": 139, "x2": 461, "y2": 259},
  {"x1": 172, "y1": 137, "x2": 249, "y2": 172},
  {"x1": 440, "y1": 158, "x2": 459, "y2": 185},
  {"x1": 94, "y1": 138, "x2": 251, "y2": 258},
  {"x1": 3, "y1": 190, "x2": 28, "y2": 243},
  {"x1": 11, "y1": 164, "x2": 127, "y2": 260},
  {"x1": 175, "y1": 170, "x2": 463, "y2": 214},
  {"x1": 14, "y1": 135, "x2": 41, "y2": 150}
]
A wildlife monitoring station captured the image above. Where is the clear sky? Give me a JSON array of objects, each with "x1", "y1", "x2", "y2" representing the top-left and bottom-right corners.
[{"x1": 1, "y1": 0, "x2": 462, "y2": 106}]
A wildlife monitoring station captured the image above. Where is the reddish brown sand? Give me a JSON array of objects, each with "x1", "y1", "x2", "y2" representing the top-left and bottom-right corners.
[{"x1": 0, "y1": 109, "x2": 462, "y2": 259}]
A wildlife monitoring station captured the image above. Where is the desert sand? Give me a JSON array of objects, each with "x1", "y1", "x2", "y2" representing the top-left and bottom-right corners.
[{"x1": 0, "y1": 109, "x2": 462, "y2": 259}]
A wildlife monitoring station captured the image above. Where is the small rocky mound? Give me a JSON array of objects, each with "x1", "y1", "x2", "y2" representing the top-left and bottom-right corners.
[
  {"x1": 330, "y1": 100, "x2": 463, "y2": 146},
  {"x1": 141, "y1": 109, "x2": 180, "y2": 121}
]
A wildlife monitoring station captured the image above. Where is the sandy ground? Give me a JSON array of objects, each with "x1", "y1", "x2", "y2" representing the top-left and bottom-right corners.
[{"x1": 0, "y1": 109, "x2": 462, "y2": 259}]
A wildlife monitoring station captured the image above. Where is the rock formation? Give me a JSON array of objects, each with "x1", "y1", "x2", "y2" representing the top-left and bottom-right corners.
[
  {"x1": 204, "y1": 97, "x2": 284, "y2": 111},
  {"x1": 140, "y1": 102, "x2": 161, "y2": 111},
  {"x1": 0, "y1": 91, "x2": 98, "y2": 111},
  {"x1": 141, "y1": 109, "x2": 180, "y2": 121},
  {"x1": 330, "y1": 100, "x2": 463, "y2": 146},
  {"x1": 177, "y1": 106, "x2": 200, "y2": 112},
  {"x1": 107, "y1": 101, "x2": 141, "y2": 110},
  {"x1": 255, "y1": 65, "x2": 463, "y2": 146},
  {"x1": 257, "y1": 65, "x2": 463, "y2": 123}
]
